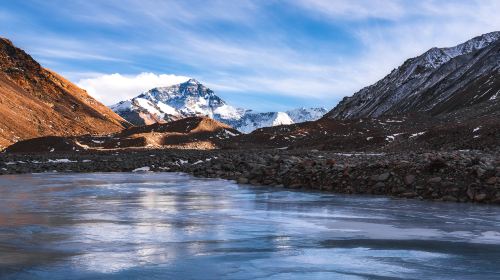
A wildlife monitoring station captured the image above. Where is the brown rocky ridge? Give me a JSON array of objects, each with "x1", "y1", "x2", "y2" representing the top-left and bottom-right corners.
[
  {"x1": 5, "y1": 116, "x2": 240, "y2": 152},
  {"x1": 0, "y1": 37, "x2": 129, "y2": 150}
]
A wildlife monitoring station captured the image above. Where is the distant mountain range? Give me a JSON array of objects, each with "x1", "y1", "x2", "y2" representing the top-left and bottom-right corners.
[
  {"x1": 110, "y1": 79, "x2": 327, "y2": 133},
  {"x1": 326, "y1": 31, "x2": 500, "y2": 119}
]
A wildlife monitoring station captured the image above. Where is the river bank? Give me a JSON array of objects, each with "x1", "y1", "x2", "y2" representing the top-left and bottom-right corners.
[{"x1": 1, "y1": 149, "x2": 499, "y2": 204}]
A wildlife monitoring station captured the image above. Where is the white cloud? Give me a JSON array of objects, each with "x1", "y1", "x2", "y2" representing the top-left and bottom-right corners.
[{"x1": 77, "y1": 73, "x2": 190, "y2": 105}]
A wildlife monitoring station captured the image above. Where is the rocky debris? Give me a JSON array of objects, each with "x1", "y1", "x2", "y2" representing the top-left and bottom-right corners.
[{"x1": 1, "y1": 149, "x2": 498, "y2": 204}]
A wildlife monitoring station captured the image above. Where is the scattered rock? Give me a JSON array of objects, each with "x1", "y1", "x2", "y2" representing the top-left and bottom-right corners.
[
  {"x1": 428, "y1": 177, "x2": 442, "y2": 184},
  {"x1": 378, "y1": 173, "x2": 391, "y2": 181},
  {"x1": 466, "y1": 187, "x2": 475, "y2": 200},
  {"x1": 426, "y1": 158, "x2": 447, "y2": 172},
  {"x1": 237, "y1": 177, "x2": 249, "y2": 184},
  {"x1": 486, "y1": 177, "x2": 497, "y2": 185},
  {"x1": 474, "y1": 193, "x2": 487, "y2": 202},
  {"x1": 404, "y1": 174, "x2": 416, "y2": 185},
  {"x1": 401, "y1": 192, "x2": 418, "y2": 198},
  {"x1": 442, "y1": 195, "x2": 458, "y2": 202}
]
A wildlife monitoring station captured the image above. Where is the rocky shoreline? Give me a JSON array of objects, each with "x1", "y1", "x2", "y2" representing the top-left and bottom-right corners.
[{"x1": 1, "y1": 149, "x2": 499, "y2": 204}]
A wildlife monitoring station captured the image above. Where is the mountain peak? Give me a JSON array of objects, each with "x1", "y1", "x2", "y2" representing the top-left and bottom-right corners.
[
  {"x1": 326, "y1": 31, "x2": 500, "y2": 120},
  {"x1": 184, "y1": 78, "x2": 200, "y2": 85},
  {"x1": 472, "y1": 31, "x2": 500, "y2": 43},
  {"x1": 421, "y1": 31, "x2": 500, "y2": 69},
  {"x1": 0, "y1": 37, "x2": 14, "y2": 47},
  {"x1": 111, "y1": 78, "x2": 240, "y2": 125}
]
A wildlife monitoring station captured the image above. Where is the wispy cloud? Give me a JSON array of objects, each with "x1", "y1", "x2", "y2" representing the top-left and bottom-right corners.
[
  {"x1": 3, "y1": 0, "x2": 499, "y2": 110},
  {"x1": 31, "y1": 49, "x2": 127, "y2": 62},
  {"x1": 294, "y1": 0, "x2": 406, "y2": 20},
  {"x1": 290, "y1": 0, "x2": 500, "y2": 90}
]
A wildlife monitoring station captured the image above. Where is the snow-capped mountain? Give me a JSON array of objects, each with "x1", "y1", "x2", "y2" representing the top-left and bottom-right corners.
[
  {"x1": 222, "y1": 108, "x2": 328, "y2": 133},
  {"x1": 223, "y1": 111, "x2": 294, "y2": 134},
  {"x1": 110, "y1": 79, "x2": 245, "y2": 125},
  {"x1": 326, "y1": 31, "x2": 500, "y2": 119},
  {"x1": 111, "y1": 79, "x2": 326, "y2": 132}
]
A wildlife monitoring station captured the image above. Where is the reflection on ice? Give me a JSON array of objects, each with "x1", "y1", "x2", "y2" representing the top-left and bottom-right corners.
[{"x1": 0, "y1": 172, "x2": 499, "y2": 279}]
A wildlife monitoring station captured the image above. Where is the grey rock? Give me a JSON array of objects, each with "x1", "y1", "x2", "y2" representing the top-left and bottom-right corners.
[
  {"x1": 486, "y1": 177, "x2": 497, "y2": 185},
  {"x1": 474, "y1": 193, "x2": 487, "y2": 202},
  {"x1": 237, "y1": 177, "x2": 249, "y2": 184},
  {"x1": 404, "y1": 174, "x2": 416, "y2": 185},
  {"x1": 442, "y1": 195, "x2": 458, "y2": 202},
  {"x1": 428, "y1": 177, "x2": 442, "y2": 184},
  {"x1": 377, "y1": 173, "x2": 391, "y2": 181}
]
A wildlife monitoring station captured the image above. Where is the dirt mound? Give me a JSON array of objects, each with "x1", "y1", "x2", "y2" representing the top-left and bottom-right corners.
[
  {"x1": 0, "y1": 37, "x2": 129, "y2": 150},
  {"x1": 5, "y1": 117, "x2": 242, "y2": 152},
  {"x1": 119, "y1": 117, "x2": 236, "y2": 136},
  {"x1": 5, "y1": 136, "x2": 81, "y2": 153},
  {"x1": 110, "y1": 117, "x2": 240, "y2": 149}
]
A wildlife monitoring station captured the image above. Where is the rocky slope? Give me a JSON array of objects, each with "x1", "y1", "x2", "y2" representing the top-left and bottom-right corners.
[
  {"x1": 110, "y1": 79, "x2": 326, "y2": 132},
  {"x1": 0, "y1": 37, "x2": 129, "y2": 150},
  {"x1": 326, "y1": 31, "x2": 500, "y2": 119},
  {"x1": 222, "y1": 98, "x2": 500, "y2": 152},
  {"x1": 6, "y1": 117, "x2": 240, "y2": 152}
]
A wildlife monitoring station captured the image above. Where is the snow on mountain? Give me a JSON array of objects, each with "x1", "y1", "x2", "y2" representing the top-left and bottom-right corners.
[
  {"x1": 111, "y1": 79, "x2": 326, "y2": 132},
  {"x1": 326, "y1": 31, "x2": 500, "y2": 119},
  {"x1": 419, "y1": 31, "x2": 500, "y2": 69},
  {"x1": 227, "y1": 111, "x2": 295, "y2": 134},
  {"x1": 286, "y1": 107, "x2": 328, "y2": 123}
]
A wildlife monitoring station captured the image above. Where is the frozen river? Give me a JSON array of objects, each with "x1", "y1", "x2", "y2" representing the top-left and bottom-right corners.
[{"x1": 0, "y1": 172, "x2": 499, "y2": 279}]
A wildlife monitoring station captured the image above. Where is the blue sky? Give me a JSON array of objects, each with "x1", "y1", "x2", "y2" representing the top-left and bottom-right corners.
[{"x1": 1, "y1": 0, "x2": 499, "y2": 111}]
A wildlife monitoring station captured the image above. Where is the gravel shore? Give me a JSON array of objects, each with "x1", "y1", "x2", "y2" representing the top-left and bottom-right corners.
[{"x1": 1, "y1": 149, "x2": 499, "y2": 204}]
